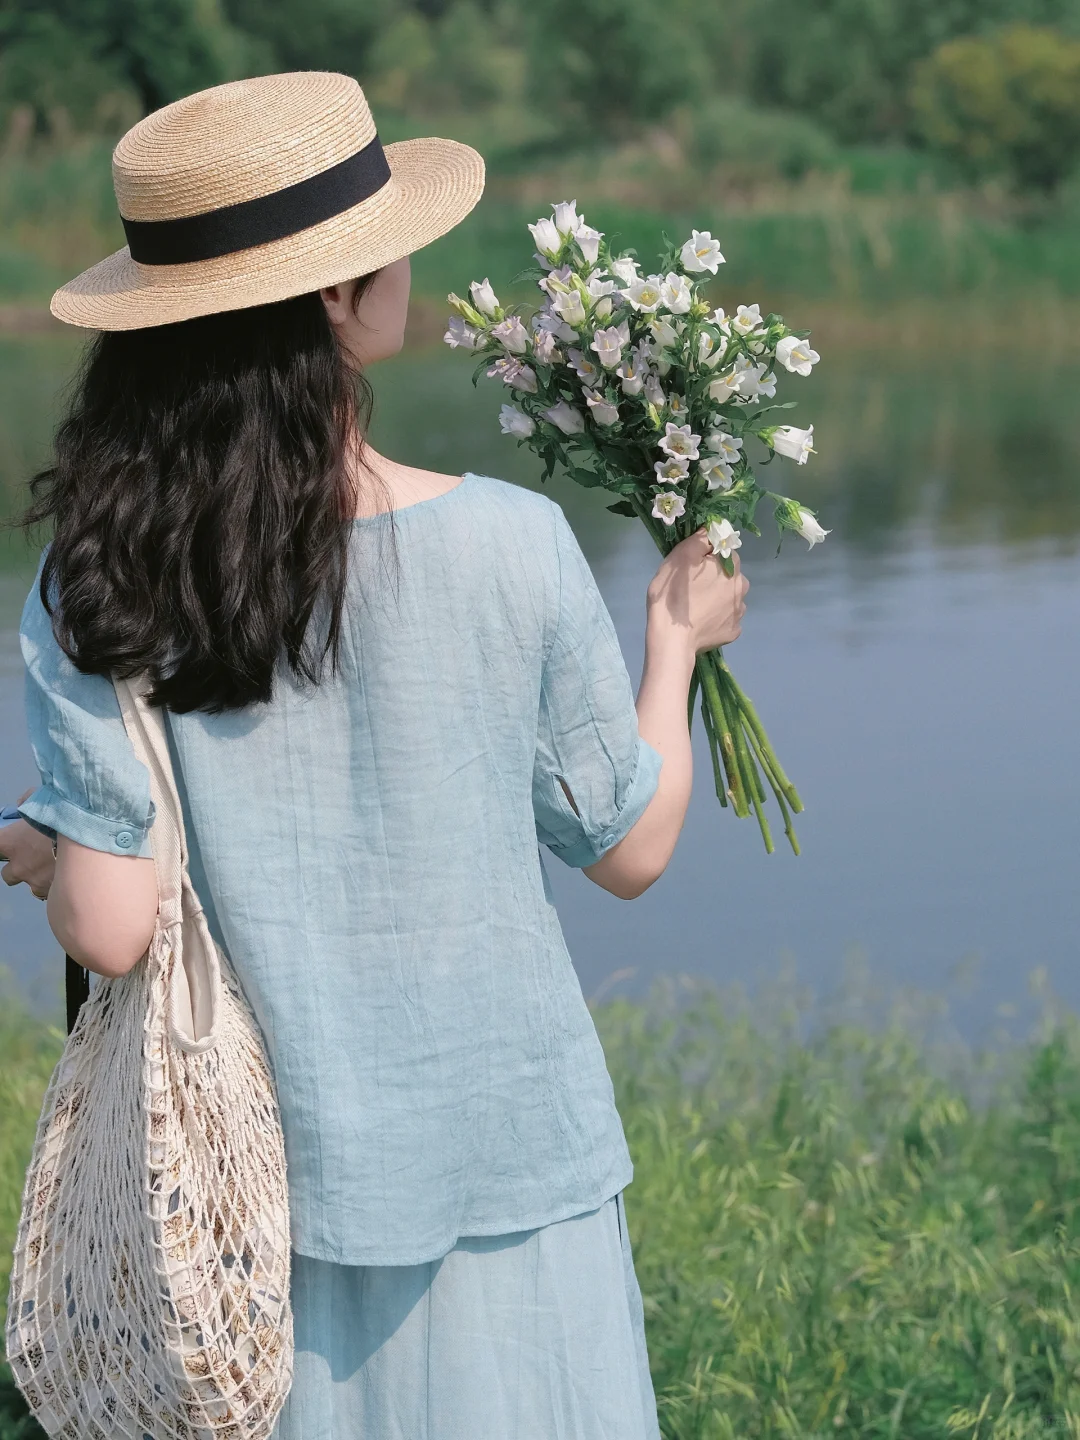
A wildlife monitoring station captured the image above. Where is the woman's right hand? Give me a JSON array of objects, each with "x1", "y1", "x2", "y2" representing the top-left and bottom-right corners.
[
  {"x1": 645, "y1": 528, "x2": 749, "y2": 654},
  {"x1": 584, "y1": 530, "x2": 750, "y2": 900}
]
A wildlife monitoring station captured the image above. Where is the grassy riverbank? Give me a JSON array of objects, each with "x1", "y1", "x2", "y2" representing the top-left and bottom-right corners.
[
  {"x1": 3, "y1": 136, "x2": 1080, "y2": 337},
  {"x1": 3, "y1": 970, "x2": 1080, "y2": 1437}
]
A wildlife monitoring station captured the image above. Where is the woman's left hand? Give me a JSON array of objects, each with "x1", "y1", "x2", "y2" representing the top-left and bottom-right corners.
[{"x1": 0, "y1": 792, "x2": 55, "y2": 900}]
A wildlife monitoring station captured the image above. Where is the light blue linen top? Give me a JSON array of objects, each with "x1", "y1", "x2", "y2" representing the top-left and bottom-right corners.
[{"x1": 19, "y1": 472, "x2": 663, "y2": 1267}]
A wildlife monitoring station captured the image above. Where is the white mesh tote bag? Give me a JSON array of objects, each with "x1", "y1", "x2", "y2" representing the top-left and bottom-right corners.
[{"x1": 6, "y1": 674, "x2": 293, "y2": 1439}]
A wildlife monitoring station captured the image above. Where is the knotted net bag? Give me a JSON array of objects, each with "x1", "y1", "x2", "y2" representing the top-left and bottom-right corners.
[{"x1": 6, "y1": 676, "x2": 293, "y2": 1439}]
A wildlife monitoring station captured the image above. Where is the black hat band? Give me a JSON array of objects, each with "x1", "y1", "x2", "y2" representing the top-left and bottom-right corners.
[{"x1": 122, "y1": 133, "x2": 392, "y2": 267}]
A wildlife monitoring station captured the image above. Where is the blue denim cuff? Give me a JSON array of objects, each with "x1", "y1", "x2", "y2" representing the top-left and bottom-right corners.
[
  {"x1": 546, "y1": 736, "x2": 664, "y2": 870},
  {"x1": 19, "y1": 786, "x2": 155, "y2": 859}
]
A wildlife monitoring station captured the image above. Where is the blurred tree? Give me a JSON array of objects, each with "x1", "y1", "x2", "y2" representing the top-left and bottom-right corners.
[
  {"x1": 0, "y1": 0, "x2": 254, "y2": 132},
  {"x1": 364, "y1": 0, "x2": 522, "y2": 116},
  {"x1": 678, "y1": 97, "x2": 840, "y2": 182},
  {"x1": 746, "y1": 0, "x2": 1080, "y2": 143},
  {"x1": 219, "y1": 0, "x2": 397, "y2": 79},
  {"x1": 520, "y1": 0, "x2": 714, "y2": 138},
  {"x1": 911, "y1": 24, "x2": 1080, "y2": 190}
]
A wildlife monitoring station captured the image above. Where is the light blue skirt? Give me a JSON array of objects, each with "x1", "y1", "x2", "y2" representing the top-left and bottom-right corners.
[{"x1": 271, "y1": 1191, "x2": 661, "y2": 1439}]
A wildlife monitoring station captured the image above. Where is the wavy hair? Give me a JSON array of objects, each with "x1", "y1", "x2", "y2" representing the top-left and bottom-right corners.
[{"x1": 23, "y1": 278, "x2": 383, "y2": 714}]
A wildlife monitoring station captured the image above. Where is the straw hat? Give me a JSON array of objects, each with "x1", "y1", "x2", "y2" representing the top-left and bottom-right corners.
[{"x1": 51, "y1": 71, "x2": 485, "y2": 331}]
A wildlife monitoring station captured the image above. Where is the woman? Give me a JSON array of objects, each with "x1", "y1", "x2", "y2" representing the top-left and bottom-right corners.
[{"x1": 1, "y1": 73, "x2": 747, "y2": 1438}]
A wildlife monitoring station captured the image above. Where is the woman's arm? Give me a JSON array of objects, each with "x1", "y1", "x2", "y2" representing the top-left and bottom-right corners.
[
  {"x1": 47, "y1": 836, "x2": 158, "y2": 978},
  {"x1": 584, "y1": 529, "x2": 748, "y2": 899}
]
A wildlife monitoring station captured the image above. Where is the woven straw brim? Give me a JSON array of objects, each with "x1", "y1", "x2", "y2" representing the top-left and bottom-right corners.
[{"x1": 51, "y1": 137, "x2": 484, "y2": 331}]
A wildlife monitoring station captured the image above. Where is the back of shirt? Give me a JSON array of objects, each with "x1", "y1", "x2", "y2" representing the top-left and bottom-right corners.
[{"x1": 20, "y1": 471, "x2": 662, "y2": 1265}]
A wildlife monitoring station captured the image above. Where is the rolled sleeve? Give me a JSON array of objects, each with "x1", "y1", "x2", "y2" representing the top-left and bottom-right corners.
[
  {"x1": 532, "y1": 507, "x2": 663, "y2": 869},
  {"x1": 18, "y1": 557, "x2": 155, "y2": 859}
]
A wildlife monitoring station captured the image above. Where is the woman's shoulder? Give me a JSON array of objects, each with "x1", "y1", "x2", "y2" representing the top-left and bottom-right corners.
[{"x1": 461, "y1": 472, "x2": 567, "y2": 530}]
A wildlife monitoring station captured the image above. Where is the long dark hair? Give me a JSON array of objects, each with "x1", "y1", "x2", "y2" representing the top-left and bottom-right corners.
[{"x1": 23, "y1": 277, "x2": 382, "y2": 714}]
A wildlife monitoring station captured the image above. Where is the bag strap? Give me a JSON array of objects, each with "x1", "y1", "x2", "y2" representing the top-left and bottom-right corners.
[{"x1": 112, "y1": 674, "x2": 188, "y2": 929}]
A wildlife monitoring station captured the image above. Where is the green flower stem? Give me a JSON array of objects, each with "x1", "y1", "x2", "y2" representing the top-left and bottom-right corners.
[
  {"x1": 686, "y1": 664, "x2": 701, "y2": 736},
  {"x1": 697, "y1": 673, "x2": 730, "y2": 809},
  {"x1": 718, "y1": 660, "x2": 804, "y2": 814},
  {"x1": 697, "y1": 657, "x2": 748, "y2": 817},
  {"x1": 718, "y1": 661, "x2": 774, "y2": 854},
  {"x1": 740, "y1": 704, "x2": 801, "y2": 856}
]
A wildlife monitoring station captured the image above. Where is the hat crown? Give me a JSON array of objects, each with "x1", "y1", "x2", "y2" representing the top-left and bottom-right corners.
[{"x1": 113, "y1": 72, "x2": 376, "y2": 224}]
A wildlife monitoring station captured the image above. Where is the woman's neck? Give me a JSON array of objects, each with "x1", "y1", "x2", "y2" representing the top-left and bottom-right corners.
[{"x1": 350, "y1": 439, "x2": 464, "y2": 519}]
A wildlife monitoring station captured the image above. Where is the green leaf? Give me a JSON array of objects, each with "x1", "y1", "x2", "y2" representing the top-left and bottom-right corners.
[
  {"x1": 471, "y1": 354, "x2": 494, "y2": 386},
  {"x1": 569, "y1": 467, "x2": 603, "y2": 488},
  {"x1": 606, "y1": 500, "x2": 638, "y2": 517},
  {"x1": 747, "y1": 401, "x2": 798, "y2": 419}
]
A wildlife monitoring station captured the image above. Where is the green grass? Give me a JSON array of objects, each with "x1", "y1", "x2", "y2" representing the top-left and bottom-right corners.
[
  {"x1": 0, "y1": 977, "x2": 64, "y2": 1440},
  {"x1": 3, "y1": 969, "x2": 1080, "y2": 1435},
  {"x1": 411, "y1": 191, "x2": 1080, "y2": 309}
]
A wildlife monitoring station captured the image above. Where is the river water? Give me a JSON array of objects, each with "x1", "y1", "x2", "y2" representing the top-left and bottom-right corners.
[{"x1": 2, "y1": 333, "x2": 1078, "y2": 1042}]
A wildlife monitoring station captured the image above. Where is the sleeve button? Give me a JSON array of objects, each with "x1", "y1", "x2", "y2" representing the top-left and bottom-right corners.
[
  {"x1": 115, "y1": 831, "x2": 134, "y2": 850},
  {"x1": 601, "y1": 833, "x2": 617, "y2": 848}
]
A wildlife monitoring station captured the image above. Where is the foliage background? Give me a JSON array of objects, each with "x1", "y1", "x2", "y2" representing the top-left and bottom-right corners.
[{"x1": 2, "y1": 0, "x2": 1080, "y2": 315}]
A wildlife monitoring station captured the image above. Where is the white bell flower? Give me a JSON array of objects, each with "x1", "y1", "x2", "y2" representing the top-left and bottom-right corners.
[
  {"x1": 574, "y1": 224, "x2": 603, "y2": 265},
  {"x1": 794, "y1": 508, "x2": 830, "y2": 545},
  {"x1": 443, "y1": 317, "x2": 479, "y2": 350},
  {"x1": 586, "y1": 391, "x2": 621, "y2": 426},
  {"x1": 551, "y1": 288, "x2": 587, "y2": 327},
  {"x1": 608, "y1": 255, "x2": 641, "y2": 286},
  {"x1": 528, "y1": 217, "x2": 562, "y2": 258},
  {"x1": 659, "y1": 271, "x2": 692, "y2": 314},
  {"x1": 707, "y1": 368, "x2": 742, "y2": 403},
  {"x1": 487, "y1": 357, "x2": 538, "y2": 393},
  {"x1": 769, "y1": 424, "x2": 815, "y2": 463},
  {"x1": 621, "y1": 275, "x2": 664, "y2": 312},
  {"x1": 567, "y1": 347, "x2": 602, "y2": 385},
  {"x1": 658, "y1": 422, "x2": 702, "y2": 461},
  {"x1": 706, "y1": 518, "x2": 742, "y2": 558},
  {"x1": 753, "y1": 369, "x2": 777, "y2": 400},
  {"x1": 652, "y1": 489, "x2": 688, "y2": 526},
  {"x1": 680, "y1": 230, "x2": 725, "y2": 274},
  {"x1": 590, "y1": 320, "x2": 631, "y2": 369},
  {"x1": 542, "y1": 400, "x2": 586, "y2": 434},
  {"x1": 732, "y1": 303, "x2": 763, "y2": 335},
  {"x1": 470, "y1": 277, "x2": 500, "y2": 317},
  {"x1": 644, "y1": 372, "x2": 666, "y2": 408},
  {"x1": 706, "y1": 430, "x2": 743, "y2": 465},
  {"x1": 729, "y1": 356, "x2": 773, "y2": 402},
  {"x1": 553, "y1": 200, "x2": 582, "y2": 236},
  {"x1": 594, "y1": 297, "x2": 613, "y2": 320},
  {"x1": 535, "y1": 306, "x2": 577, "y2": 343},
  {"x1": 499, "y1": 404, "x2": 536, "y2": 438},
  {"x1": 491, "y1": 316, "x2": 530, "y2": 354},
  {"x1": 649, "y1": 314, "x2": 681, "y2": 349},
  {"x1": 616, "y1": 354, "x2": 646, "y2": 395},
  {"x1": 710, "y1": 307, "x2": 733, "y2": 335},
  {"x1": 699, "y1": 456, "x2": 735, "y2": 490},
  {"x1": 532, "y1": 329, "x2": 561, "y2": 364},
  {"x1": 654, "y1": 455, "x2": 690, "y2": 483},
  {"x1": 775, "y1": 335, "x2": 821, "y2": 376},
  {"x1": 537, "y1": 264, "x2": 574, "y2": 298},
  {"x1": 668, "y1": 392, "x2": 688, "y2": 418}
]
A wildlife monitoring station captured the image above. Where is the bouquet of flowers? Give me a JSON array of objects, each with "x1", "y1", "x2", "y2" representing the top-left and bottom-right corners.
[{"x1": 445, "y1": 201, "x2": 827, "y2": 855}]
